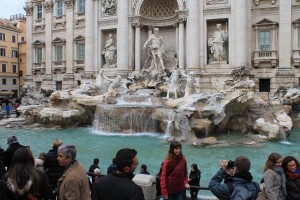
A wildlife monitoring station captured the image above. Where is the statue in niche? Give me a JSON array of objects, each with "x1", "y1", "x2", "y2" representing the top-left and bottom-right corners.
[
  {"x1": 208, "y1": 23, "x2": 228, "y2": 64},
  {"x1": 102, "y1": 0, "x2": 116, "y2": 15},
  {"x1": 143, "y1": 28, "x2": 166, "y2": 72},
  {"x1": 102, "y1": 33, "x2": 117, "y2": 68}
]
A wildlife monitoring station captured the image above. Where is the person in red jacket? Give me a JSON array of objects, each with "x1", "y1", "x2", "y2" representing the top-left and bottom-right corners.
[{"x1": 160, "y1": 141, "x2": 190, "y2": 200}]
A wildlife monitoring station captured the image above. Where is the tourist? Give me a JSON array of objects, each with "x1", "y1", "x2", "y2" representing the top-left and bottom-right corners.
[
  {"x1": 89, "y1": 158, "x2": 100, "y2": 183},
  {"x1": 143, "y1": 27, "x2": 166, "y2": 71},
  {"x1": 3, "y1": 135, "x2": 27, "y2": 170},
  {"x1": 43, "y1": 139, "x2": 65, "y2": 199},
  {"x1": 5, "y1": 104, "x2": 11, "y2": 118},
  {"x1": 57, "y1": 144, "x2": 90, "y2": 200},
  {"x1": 263, "y1": 152, "x2": 287, "y2": 199},
  {"x1": 107, "y1": 157, "x2": 117, "y2": 174},
  {"x1": 140, "y1": 164, "x2": 150, "y2": 175},
  {"x1": 208, "y1": 23, "x2": 228, "y2": 63},
  {"x1": 282, "y1": 156, "x2": 300, "y2": 200},
  {"x1": 155, "y1": 162, "x2": 164, "y2": 197},
  {"x1": 93, "y1": 148, "x2": 145, "y2": 200},
  {"x1": 0, "y1": 147, "x2": 51, "y2": 200},
  {"x1": 15, "y1": 102, "x2": 20, "y2": 118},
  {"x1": 160, "y1": 141, "x2": 190, "y2": 200},
  {"x1": 188, "y1": 163, "x2": 201, "y2": 200},
  {"x1": 209, "y1": 156, "x2": 259, "y2": 200},
  {"x1": 35, "y1": 152, "x2": 46, "y2": 172}
]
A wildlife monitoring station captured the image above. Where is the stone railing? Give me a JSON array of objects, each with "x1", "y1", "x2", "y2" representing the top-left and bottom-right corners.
[{"x1": 253, "y1": 50, "x2": 277, "y2": 68}]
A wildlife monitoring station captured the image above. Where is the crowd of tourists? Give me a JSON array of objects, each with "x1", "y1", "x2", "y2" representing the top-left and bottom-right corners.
[{"x1": 0, "y1": 136, "x2": 299, "y2": 200}]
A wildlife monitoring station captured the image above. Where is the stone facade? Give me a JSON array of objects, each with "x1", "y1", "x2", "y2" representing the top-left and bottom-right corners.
[{"x1": 25, "y1": 0, "x2": 300, "y2": 93}]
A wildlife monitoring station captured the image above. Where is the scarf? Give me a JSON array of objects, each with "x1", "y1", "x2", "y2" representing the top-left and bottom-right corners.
[
  {"x1": 6, "y1": 178, "x2": 33, "y2": 196},
  {"x1": 273, "y1": 166, "x2": 287, "y2": 196},
  {"x1": 286, "y1": 170, "x2": 300, "y2": 180}
]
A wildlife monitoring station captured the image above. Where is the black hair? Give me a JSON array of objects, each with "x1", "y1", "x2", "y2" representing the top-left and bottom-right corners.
[{"x1": 115, "y1": 148, "x2": 137, "y2": 171}]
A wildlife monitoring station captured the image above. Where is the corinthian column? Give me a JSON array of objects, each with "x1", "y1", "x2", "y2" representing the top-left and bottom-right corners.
[
  {"x1": 43, "y1": 1, "x2": 53, "y2": 75},
  {"x1": 235, "y1": 0, "x2": 247, "y2": 66},
  {"x1": 117, "y1": 0, "x2": 129, "y2": 74},
  {"x1": 65, "y1": 0, "x2": 75, "y2": 74},
  {"x1": 85, "y1": 0, "x2": 95, "y2": 74},
  {"x1": 24, "y1": 3, "x2": 34, "y2": 78},
  {"x1": 135, "y1": 25, "x2": 141, "y2": 71},
  {"x1": 186, "y1": 0, "x2": 199, "y2": 70}
]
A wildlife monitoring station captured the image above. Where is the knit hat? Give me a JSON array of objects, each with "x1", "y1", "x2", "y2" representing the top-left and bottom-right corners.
[{"x1": 7, "y1": 136, "x2": 18, "y2": 145}]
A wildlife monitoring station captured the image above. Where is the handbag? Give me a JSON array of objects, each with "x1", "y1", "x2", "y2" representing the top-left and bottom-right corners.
[{"x1": 256, "y1": 188, "x2": 268, "y2": 200}]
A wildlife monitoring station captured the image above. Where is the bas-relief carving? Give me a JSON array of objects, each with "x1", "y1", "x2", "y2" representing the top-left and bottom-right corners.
[
  {"x1": 206, "y1": 0, "x2": 228, "y2": 5},
  {"x1": 102, "y1": 33, "x2": 117, "y2": 68},
  {"x1": 208, "y1": 23, "x2": 228, "y2": 64},
  {"x1": 43, "y1": 1, "x2": 53, "y2": 12},
  {"x1": 65, "y1": 0, "x2": 75, "y2": 9},
  {"x1": 102, "y1": 0, "x2": 117, "y2": 15},
  {"x1": 253, "y1": 0, "x2": 277, "y2": 6}
]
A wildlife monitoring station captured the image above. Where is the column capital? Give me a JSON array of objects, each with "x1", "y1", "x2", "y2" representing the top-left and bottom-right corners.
[
  {"x1": 65, "y1": 0, "x2": 75, "y2": 9},
  {"x1": 43, "y1": 1, "x2": 54, "y2": 13},
  {"x1": 24, "y1": 4, "x2": 34, "y2": 16}
]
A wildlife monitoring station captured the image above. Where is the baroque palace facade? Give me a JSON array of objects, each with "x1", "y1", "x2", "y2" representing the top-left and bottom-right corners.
[{"x1": 24, "y1": 0, "x2": 300, "y2": 93}]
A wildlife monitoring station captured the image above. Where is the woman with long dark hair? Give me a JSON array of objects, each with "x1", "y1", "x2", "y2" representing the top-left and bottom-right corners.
[
  {"x1": 0, "y1": 147, "x2": 51, "y2": 200},
  {"x1": 189, "y1": 164, "x2": 201, "y2": 200},
  {"x1": 282, "y1": 156, "x2": 300, "y2": 200},
  {"x1": 160, "y1": 141, "x2": 190, "y2": 200},
  {"x1": 263, "y1": 152, "x2": 287, "y2": 200}
]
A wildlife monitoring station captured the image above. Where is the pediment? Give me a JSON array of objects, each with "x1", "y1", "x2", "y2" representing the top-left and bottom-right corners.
[
  {"x1": 74, "y1": 35, "x2": 85, "y2": 41},
  {"x1": 255, "y1": 18, "x2": 278, "y2": 25},
  {"x1": 52, "y1": 37, "x2": 65, "y2": 44},
  {"x1": 32, "y1": 40, "x2": 45, "y2": 45},
  {"x1": 293, "y1": 18, "x2": 300, "y2": 24}
]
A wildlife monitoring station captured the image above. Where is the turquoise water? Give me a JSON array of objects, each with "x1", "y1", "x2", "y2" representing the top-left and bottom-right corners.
[{"x1": 0, "y1": 127, "x2": 300, "y2": 195}]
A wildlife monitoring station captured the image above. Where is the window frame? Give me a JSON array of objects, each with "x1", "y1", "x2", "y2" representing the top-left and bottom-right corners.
[
  {"x1": 78, "y1": 0, "x2": 85, "y2": 13},
  {"x1": 259, "y1": 31, "x2": 271, "y2": 51},
  {"x1": 0, "y1": 48, "x2": 6, "y2": 57},
  {"x1": 2, "y1": 78, "x2": 7, "y2": 85},
  {"x1": 12, "y1": 65, "x2": 17, "y2": 73},
  {"x1": 2, "y1": 64, "x2": 6, "y2": 72},
  {"x1": 55, "y1": 45, "x2": 63, "y2": 62},
  {"x1": 35, "y1": 47, "x2": 43, "y2": 63},
  {"x1": 77, "y1": 43, "x2": 85, "y2": 60},
  {"x1": 0, "y1": 33, "x2": 5, "y2": 41},
  {"x1": 12, "y1": 35, "x2": 16, "y2": 43},
  {"x1": 57, "y1": 0, "x2": 63, "y2": 17},
  {"x1": 12, "y1": 50, "x2": 18, "y2": 58},
  {"x1": 37, "y1": 4, "x2": 43, "y2": 19}
]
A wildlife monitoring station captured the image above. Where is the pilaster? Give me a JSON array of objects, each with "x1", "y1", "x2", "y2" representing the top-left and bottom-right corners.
[
  {"x1": 85, "y1": 0, "x2": 95, "y2": 73},
  {"x1": 65, "y1": 0, "x2": 74, "y2": 74},
  {"x1": 44, "y1": 1, "x2": 53, "y2": 75},
  {"x1": 24, "y1": 3, "x2": 34, "y2": 77},
  {"x1": 235, "y1": 0, "x2": 247, "y2": 66}
]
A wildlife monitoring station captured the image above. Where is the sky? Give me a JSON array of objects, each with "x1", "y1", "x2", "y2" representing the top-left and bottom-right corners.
[{"x1": 0, "y1": 0, "x2": 26, "y2": 19}]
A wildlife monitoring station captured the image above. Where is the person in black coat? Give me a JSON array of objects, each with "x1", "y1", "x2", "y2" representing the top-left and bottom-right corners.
[
  {"x1": 0, "y1": 148, "x2": 6, "y2": 180},
  {"x1": 189, "y1": 163, "x2": 201, "y2": 200},
  {"x1": 89, "y1": 158, "x2": 100, "y2": 183},
  {"x1": 93, "y1": 148, "x2": 145, "y2": 200},
  {"x1": 107, "y1": 157, "x2": 117, "y2": 174},
  {"x1": 3, "y1": 136, "x2": 27, "y2": 170},
  {"x1": 43, "y1": 139, "x2": 65, "y2": 199}
]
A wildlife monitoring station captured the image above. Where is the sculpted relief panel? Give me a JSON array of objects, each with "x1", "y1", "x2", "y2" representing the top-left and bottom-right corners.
[
  {"x1": 102, "y1": 0, "x2": 117, "y2": 15},
  {"x1": 206, "y1": 0, "x2": 228, "y2": 5}
]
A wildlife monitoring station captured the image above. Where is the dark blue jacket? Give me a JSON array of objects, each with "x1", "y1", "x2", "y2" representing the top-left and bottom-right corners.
[{"x1": 209, "y1": 168, "x2": 259, "y2": 200}]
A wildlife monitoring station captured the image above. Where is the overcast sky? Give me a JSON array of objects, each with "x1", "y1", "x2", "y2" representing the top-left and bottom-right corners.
[{"x1": 0, "y1": 0, "x2": 26, "y2": 19}]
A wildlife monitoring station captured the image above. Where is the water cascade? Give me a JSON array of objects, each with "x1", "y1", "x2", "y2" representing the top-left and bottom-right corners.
[
  {"x1": 93, "y1": 104, "x2": 162, "y2": 133},
  {"x1": 165, "y1": 112, "x2": 175, "y2": 137}
]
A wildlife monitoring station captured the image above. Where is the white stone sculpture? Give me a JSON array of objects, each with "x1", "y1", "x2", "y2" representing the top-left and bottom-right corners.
[
  {"x1": 102, "y1": 0, "x2": 116, "y2": 15},
  {"x1": 183, "y1": 72, "x2": 200, "y2": 97},
  {"x1": 206, "y1": 0, "x2": 228, "y2": 5},
  {"x1": 166, "y1": 67, "x2": 184, "y2": 99},
  {"x1": 208, "y1": 23, "x2": 228, "y2": 64},
  {"x1": 102, "y1": 33, "x2": 117, "y2": 68},
  {"x1": 143, "y1": 28, "x2": 166, "y2": 72},
  {"x1": 103, "y1": 75, "x2": 123, "y2": 97}
]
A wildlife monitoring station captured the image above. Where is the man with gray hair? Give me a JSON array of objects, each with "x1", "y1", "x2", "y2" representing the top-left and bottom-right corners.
[{"x1": 57, "y1": 144, "x2": 90, "y2": 200}]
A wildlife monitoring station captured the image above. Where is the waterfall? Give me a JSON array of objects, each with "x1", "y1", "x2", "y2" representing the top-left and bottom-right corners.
[
  {"x1": 279, "y1": 127, "x2": 291, "y2": 145},
  {"x1": 93, "y1": 104, "x2": 161, "y2": 133},
  {"x1": 165, "y1": 112, "x2": 175, "y2": 136}
]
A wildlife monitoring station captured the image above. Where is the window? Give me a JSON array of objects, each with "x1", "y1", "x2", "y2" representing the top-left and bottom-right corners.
[
  {"x1": 12, "y1": 65, "x2": 17, "y2": 73},
  {"x1": 260, "y1": 31, "x2": 270, "y2": 51},
  {"x1": 56, "y1": 81, "x2": 62, "y2": 90},
  {"x1": 12, "y1": 50, "x2": 18, "y2": 58},
  {"x1": 0, "y1": 33, "x2": 5, "y2": 41},
  {"x1": 20, "y1": 58, "x2": 23, "y2": 63},
  {"x1": 78, "y1": 0, "x2": 85, "y2": 13},
  {"x1": 12, "y1": 35, "x2": 16, "y2": 43},
  {"x1": 55, "y1": 46, "x2": 63, "y2": 62},
  {"x1": 21, "y1": 37, "x2": 25, "y2": 42},
  {"x1": 77, "y1": 43, "x2": 85, "y2": 60},
  {"x1": 19, "y1": 70, "x2": 23, "y2": 77},
  {"x1": 57, "y1": 0, "x2": 63, "y2": 17},
  {"x1": 259, "y1": 79, "x2": 270, "y2": 92},
  {"x1": 2, "y1": 64, "x2": 6, "y2": 72},
  {"x1": 37, "y1": 5, "x2": 43, "y2": 19},
  {"x1": 35, "y1": 48, "x2": 42, "y2": 63},
  {"x1": 13, "y1": 79, "x2": 17, "y2": 85},
  {"x1": 0, "y1": 48, "x2": 6, "y2": 56},
  {"x1": 2, "y1": 79, "x2": 6, "y2": 85}
]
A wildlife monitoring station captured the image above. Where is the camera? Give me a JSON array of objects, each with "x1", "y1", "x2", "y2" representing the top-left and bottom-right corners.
[{"x1": 227, "y1": 160, "x2": 235, "y2": 169}]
